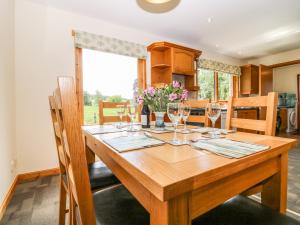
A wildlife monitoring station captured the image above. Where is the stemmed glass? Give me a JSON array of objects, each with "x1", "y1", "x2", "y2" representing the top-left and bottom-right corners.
[
  {"x1": 127, "y1": 105, "x2": 137, "y2": 131},
  {"x1": 181, "y1": 103, "x2": 191, "y2": 134},
  {"x1": 116, "y1": 104, "x2": 125, "y2": 128},
  {"x1": 206, "y1": 102, "x2": 221, "y2": 138},
  {"x1": 167, "y1": 103, "x2": 183, "y2": 145}
]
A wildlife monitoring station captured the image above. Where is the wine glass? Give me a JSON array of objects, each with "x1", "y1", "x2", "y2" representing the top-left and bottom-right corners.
[
  {"x1": 181, "y1": 103, "x2": 191, "y2": 134},
  {"x1": 127, "y1": 105, "x2": 137, "y2": 131},
  {"x1": 116, "y1": 104, "x2": 125, "y2": 128},
  {"x1": 206, "y1": 102, "x2": 221, "y2": 138},
  {"x1": 167, "y1": 103, "x2": 183, "y2": 145}
]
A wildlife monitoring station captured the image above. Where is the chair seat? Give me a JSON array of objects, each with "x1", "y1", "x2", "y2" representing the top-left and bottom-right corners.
[
  {"x1": 93, "y1": 186, "x2": 300, "y2": 225},
  {"x1": 88, "y1": 161, "x2": 120, "y2": 190},
  {"x1": 93, "y1": 185, "x2": 149, "y2": 225},
  {"x1": 192, "y1": 195, "x2": 300, "y2": 225}
]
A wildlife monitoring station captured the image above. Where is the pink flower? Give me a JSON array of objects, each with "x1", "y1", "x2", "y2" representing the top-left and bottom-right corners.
[
  {"x1": 147, "y1": 87, "x2": 156, "y2": 97},
  {"x1": 137, "y1": 96, "x2": 144, "y2": 105},
  {"x1": 172, "y1": 81, "x2": 181, "y2": 88},
  {"x1": 169, "y1": 93, "x2": 178, "y2": 101},
  {"x1": 181, "y1": 89, "x2": 188, "y2": 100}
]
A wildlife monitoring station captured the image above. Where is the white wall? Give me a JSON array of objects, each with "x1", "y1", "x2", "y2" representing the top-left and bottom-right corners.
[
  {"x1": 0, "y1": 0, "x2": 16, "y2": 204},
  {"x1": 273, "y1": 64, "x2": 300, "y2": 94},
  {"x1": 248, "y1": 48, "x2": 300, "y2": 94},
  {"x1": 15, "y1": 0, "x2": 244, "y2": 173},
  {"x1": 248, "y1": 48, "x2": 300, "y2": 65}
]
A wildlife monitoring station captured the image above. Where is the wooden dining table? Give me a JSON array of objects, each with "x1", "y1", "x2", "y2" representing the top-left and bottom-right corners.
[{"x1": 82, "y1": 126, "x2": 296, "y2": 225}]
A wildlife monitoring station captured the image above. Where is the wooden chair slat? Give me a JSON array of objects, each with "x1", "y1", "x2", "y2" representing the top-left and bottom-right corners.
[
  {"x1": 230, "y1": 118, "x2": 267, "y2": 132},
  {"x1": 232, "y1": 96, "x2": 268, "y2": 107}
]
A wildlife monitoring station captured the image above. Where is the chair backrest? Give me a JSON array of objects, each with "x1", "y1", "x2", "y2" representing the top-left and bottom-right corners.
[
  {"x1": 48, "y1": 96, "x2": 67, "y2": 174},
  {"x1": 53, "y1": 77, "x2": 96, "y2": 225},
  {"x1": 226, "y1": 92, "x2": 278, "y2": 136},
  {"x1": 186, "y1": 99, "x2": 210, "y2": 127},
  {"x1": 99, "y1": 100, "x2": 130, "y2": 125}
]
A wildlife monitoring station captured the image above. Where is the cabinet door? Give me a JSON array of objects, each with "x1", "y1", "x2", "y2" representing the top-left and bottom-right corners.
[
  {"x1": 172, "y1": 48, "x2": 195, "y2": 75},
  {"x1": 251, "y1": 65, "x2": 259, "y2": 94},
  {"x1": 240, "y1": 66, "x2": 251, "y2": 95}
]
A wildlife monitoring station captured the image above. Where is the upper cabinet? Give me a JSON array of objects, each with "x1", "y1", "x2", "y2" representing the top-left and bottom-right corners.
[
  {"x1": 172, "y1": 48, "x2": 195, "y2": 75},
  {"x1": 240, "y1": 64, "x2": 259, "y2": 95},
  {"x1": 147, "y1": 42, "x2": 201, "y2": 91}
]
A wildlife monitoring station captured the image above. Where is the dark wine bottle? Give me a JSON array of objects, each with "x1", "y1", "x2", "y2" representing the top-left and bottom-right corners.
[{"x1": 141, "y1": 105, "x2": 150, "y2": 128}]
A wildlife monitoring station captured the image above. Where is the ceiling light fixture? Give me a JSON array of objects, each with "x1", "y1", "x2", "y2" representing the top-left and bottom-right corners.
[
  {"x1": 146, "y1": 0, "x2": 172, "y2": 3},
  {"x1": 207, "y1": 17, "x2": 212, "y2": 23},
  {"x1": 137, "y1": 0, "x2": 180, "y2": 13}
]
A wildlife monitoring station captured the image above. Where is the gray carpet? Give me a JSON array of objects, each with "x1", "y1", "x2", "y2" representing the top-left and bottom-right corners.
[
  {"x1": 0, "y1": 176, "x2": 60, "y2": 225},
  {"x1": 1, "y1": 144, "x2": 300, "y2": 225}
]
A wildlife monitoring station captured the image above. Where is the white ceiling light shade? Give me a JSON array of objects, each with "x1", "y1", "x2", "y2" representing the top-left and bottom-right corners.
[
  {"x1": 137, "y1": 0, "x2": 181, "y2": 13},
  {"x1": 146, "y1": 0, "x2": 172, "y2": 4}
]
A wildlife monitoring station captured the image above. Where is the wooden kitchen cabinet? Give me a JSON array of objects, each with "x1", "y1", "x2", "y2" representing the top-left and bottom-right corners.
[
  {"x1": 279, "y1": 108, "x2": 287, "y2": 131},
  {"x1": 240, "y1": 64, "x2": 259, "y2": 95},
  {"x1": 172, "y1": 48, "x2": 195, "y2": 75},
  {"x1": 147, "y1": 42, "x2": 201, "y2": 92}
]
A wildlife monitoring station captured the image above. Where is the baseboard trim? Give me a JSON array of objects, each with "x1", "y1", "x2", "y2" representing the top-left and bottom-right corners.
[
  {"x1": 0, "y1": 167, "x2": 60, "y2": 220},
  {"x1": 0, "y1": 175, "x2": 18, "y2": 221},
  {"x1": 18, "y1": 167, "x2": 60, "y2": 183}
]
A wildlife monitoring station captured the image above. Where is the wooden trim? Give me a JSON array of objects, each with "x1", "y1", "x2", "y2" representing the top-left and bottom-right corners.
[
  {"x1": 214, "y1": 71, "x2": 218, "y2": 101},
  {"x1": 0, "y1": 167, "x2": 60, "y2": 220},
  {"x1": 18, "y1": 167, "x2": 60, "y2": 182},
  {"x1": 0, "y1": 176, "x2": 18, "y2": 220},
  {"x1": 269, "y1": 59, "x2": 300, "y2": 68},
  {"x1": 75, "y1": 47, "x2": 84, "y2": 125},
  {"x1": 138, "y1": 58, "x2": 147, "y2": 90},
  {"x1": 147, "y1": 41, "x2": 202, "y2": 57}
]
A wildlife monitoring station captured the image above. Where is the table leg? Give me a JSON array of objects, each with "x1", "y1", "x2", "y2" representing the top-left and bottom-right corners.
[
  {"x1": 85, "y1": 139, "x2": 95, "y2": 164},
  {"x1": 261, "y1": 152, "x2": 288, "y2": 213},
  {"x1": 150, "y1": 194, "x2": 191, "y2": 225}
]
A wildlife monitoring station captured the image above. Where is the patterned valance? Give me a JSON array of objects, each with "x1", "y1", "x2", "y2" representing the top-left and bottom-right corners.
[
  {"x1": 73, "y1": 30, "x2": 148, "y2": 59},
  {"x1": 197, "y1": 58, "x2": 241, "y2": 75}
]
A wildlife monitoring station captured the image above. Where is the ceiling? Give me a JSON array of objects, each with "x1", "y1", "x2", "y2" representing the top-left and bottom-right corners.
[{"x1": 30, "y1": 0, "x2": 300, "y2": 59}]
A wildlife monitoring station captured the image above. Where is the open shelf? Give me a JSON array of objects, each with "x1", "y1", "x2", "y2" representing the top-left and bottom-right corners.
[{"x1": 152, "y1": 64, "x2": 171, "y2": 69}]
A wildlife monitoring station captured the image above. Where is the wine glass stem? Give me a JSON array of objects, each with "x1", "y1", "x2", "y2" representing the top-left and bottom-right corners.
[
  {"x1": 212, "y1": 121, "x2": 216, "y2": 137},
  {"x1": 173, "y1": 124, "x2": 177, "y2": 142},
  {"x1": 184, "y1": 120, "x2": 187, "y2": 131}
]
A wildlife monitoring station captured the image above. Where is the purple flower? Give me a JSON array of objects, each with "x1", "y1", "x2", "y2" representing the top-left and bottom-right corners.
[
  {"x1": 181, "y1": 89, "x2": 188, "y2": 100},
  {"x1": 169, "y1": 93, "x2": 178, "y2": 101},
  {"x1": 172, "y1": 81, "x2": 181, "y2": 88},
  {"x1": 137, "y1": 96, "x2": 144, "y2": 105},
  {"x1": 147, "y1": 87, "x2": 156, "y2": 97}
]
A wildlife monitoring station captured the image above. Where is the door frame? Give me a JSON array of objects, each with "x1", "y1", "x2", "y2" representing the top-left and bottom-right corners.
[{"x1": 297, "y1": 74, "x2": 300, "y2": 131}]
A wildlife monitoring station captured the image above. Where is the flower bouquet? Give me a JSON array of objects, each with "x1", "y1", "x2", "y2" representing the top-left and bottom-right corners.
[{"x1": 137, "y1": 81, "x2": 188, "y2": 128}]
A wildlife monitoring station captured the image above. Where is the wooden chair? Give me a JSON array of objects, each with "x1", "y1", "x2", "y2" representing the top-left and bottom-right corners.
[
  {"x1": 49, "y1": 96, "x2": 70, "y2": 225},
  {"x1": 99, "y1": 100, "x2": 130, "y2": 125},
  {"x1": 226, "y1": 92, "x2": 278, "y2": 136},
  {"x1": 54, "y1": 77, "x2": 149, "y2": 225},
  {"x1": 186, "y1": 99, "x2": 210, "y2": 127}
]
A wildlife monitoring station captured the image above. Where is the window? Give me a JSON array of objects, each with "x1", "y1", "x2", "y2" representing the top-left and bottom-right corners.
[
  {"x1": 82, "y1": 49, "x2": 138, "y2": 125},
  {"x1": 198, "y1": 69, "x2": 233, "y2": 101},
  {"x1": 218, "y1": 72, "x2": 232, "y2": 100},
  {"x1": 198, "y1": 69, "x2": 215, "y2": 100}
]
